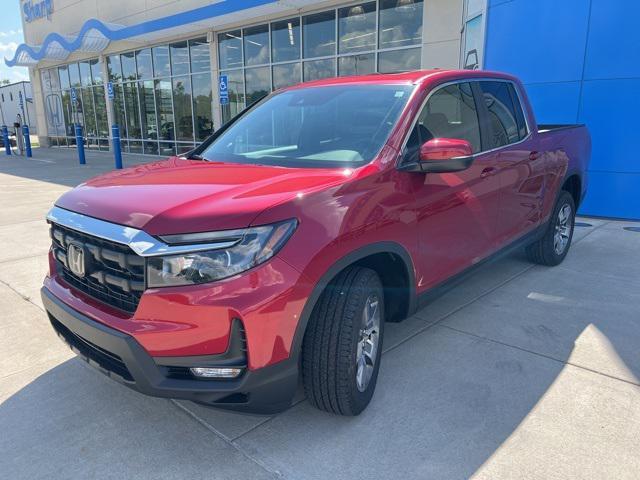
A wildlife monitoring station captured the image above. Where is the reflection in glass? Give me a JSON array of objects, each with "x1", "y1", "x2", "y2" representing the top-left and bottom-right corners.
[
  {"x1": 90, "y1": 59, "x2": 102, "y2": 85},
  {"x1": 79, "y1": 61, "x2": 92, "y2": 86},
  {"x1": 144, "y1": 141, "x2": 159, "y2": 155},
  {"x1": 190, "y1": 38, "x2": 210, "y2": 73},
  {"x1": 271, "y1": 18, "x2": 300, "y2": 63},
  {"x1": 68, "y1": 63, "x2": 81, "y2": 87},
  {"x1": 463, "y1": 16, "x2": 482, "y2": 69},
  {"x1": 338, "y1": 2, "x2": 376, "y2": 54},
  {"x1": 123, "y1": 82, "x2": 141, "y2": 138},
  {"x1": 303, "y1": 11, "x2": 336, "y2": 58},
  {"x1": 58, "y1": 65, "x2": 70, "y2": 89},
  {"x1": 171, "y1": 41, "x2": 190, "y2": 76},
  {"x1": 191, "y1": 73, "x2": 213, "y2": 141},
  {"x1": 221, "y1": 69, "x2": 245, "y2": 124},
  {"x1": 338, "y1": 53, "x2": 375, "y2": 76},
  {"x1": 218, "y1": 30, "x2": 243, "y2": 69},
  {"x1": 136, "y1": 49, "x2": 153, "y2": 80},
  {"x1": 155, "y1": 79, "x2": 175, "y2": 141},
  {"x1": 273, "y1": 63, "x2": 301, "y2": 90},
  {"x1": 378, "y1": 47, "x2": 421, "y2": 72},
  {"x1": 303, "y1": 59, "x2": 335, "y2": 81},
  {"x1": 61, "y1": 90, "x2": 73, "y2": 136},
  {"x1": 244, "y1": 24, "x2": 269, "y2": 66},
  {"x1": 121, "y1": 52, "x2": 137, "y2": 81},
  {"x1": 139, "y1": 80, "x2": 157, "y2": 139},
  {"x1": 245, "y1": 67, "x2": 270, "y2": 105},
  {"x1": 153, "y1": 46, "x2": 171, "y2": 77},
  {"x1": 159, "y1": 142, "x2": 175, "y2": 156},
  {"x1": 379, "y1": 0, "x2": 424, "y2": 49},
  {"x1": 93, "y1": 87, "x2": 108, "y2": 136},
  {"x1": 81, "y1": 88, "x2": 97, "y2": 136},
  {"x1": 129, "y1": 140, "x2": 143, "y2": 154},
  {"x1": 113, "y1": 83, "x2": 127, "y2": 135},
  {"x1": 173, "y1": 76, "x2": 194, "y2": 142},
  {"x1": 107, "y1": 55, "x2": 122, "y2": 82}
]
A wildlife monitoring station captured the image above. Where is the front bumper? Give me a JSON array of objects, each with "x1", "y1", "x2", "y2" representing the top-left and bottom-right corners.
[{"x1": 42, "y1": 287, "x2": 299, "y2": 414}]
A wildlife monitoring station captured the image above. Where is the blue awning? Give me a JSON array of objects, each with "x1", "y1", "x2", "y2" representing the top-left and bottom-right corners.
[{"x1": 6, "y1": 0, "x2": 286, "y2": 67}]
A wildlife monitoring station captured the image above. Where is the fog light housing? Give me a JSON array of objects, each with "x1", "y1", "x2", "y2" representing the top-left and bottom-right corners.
[{"x1": 190, "y1": 367, "x2": 243, "y2": 379}]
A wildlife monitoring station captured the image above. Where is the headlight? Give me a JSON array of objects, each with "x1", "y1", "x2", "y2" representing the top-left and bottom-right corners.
[{"x1": 147, "y1": 219, "x2": 297, "y2": 287}]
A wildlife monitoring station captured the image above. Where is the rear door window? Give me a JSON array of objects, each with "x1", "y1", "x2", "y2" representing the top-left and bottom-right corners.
[{"x1": 479, "y1": 81, "x2": 522, "y2": 148}]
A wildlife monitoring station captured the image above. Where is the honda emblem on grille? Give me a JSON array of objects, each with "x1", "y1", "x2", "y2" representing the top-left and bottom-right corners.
[{"x1": 67, "y1": 243, "x2": 86, "y2": 278}]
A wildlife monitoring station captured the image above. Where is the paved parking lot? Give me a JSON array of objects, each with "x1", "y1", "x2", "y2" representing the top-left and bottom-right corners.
[{"x1": 1, "y1": 149, "x2": 639, "y2": 479}]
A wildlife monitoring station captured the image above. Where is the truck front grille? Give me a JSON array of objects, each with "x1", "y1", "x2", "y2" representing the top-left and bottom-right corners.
[{"x1": 50, "y1": 223, "x2": 145, "y2": 314}]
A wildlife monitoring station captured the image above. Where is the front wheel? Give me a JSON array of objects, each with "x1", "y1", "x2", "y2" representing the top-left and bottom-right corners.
[
  {"x1": 302, "y1": 266, "x2": 384, "y2": 416},
  {"x1": 526, "y1": 190, "x2": 576, "y2": 266}
]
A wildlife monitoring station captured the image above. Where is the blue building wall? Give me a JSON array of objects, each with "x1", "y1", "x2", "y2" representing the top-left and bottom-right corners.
[{"x1": 484, "y1": 0, "x2": 639, "y2": 220}]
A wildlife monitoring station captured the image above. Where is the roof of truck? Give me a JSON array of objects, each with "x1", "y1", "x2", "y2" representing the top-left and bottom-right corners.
[{"x1": 282, "y1": 69, "x2": 519, "y2": 91}]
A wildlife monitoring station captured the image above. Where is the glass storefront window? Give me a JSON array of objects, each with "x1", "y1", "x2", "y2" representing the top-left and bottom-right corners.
[
  {"x1": 155, "y1": 79, "x2": 175, "y2": 141},
  {"x1": 378, "y1": 47, "x2": 421, "y2": 72},
  {"x1": 79, "y1": 61, "x2": 92, "y2": 86},
  {"x1": 90, "y1": 59, "x2": 102, "y2": 85},
  {"x1": 69, "y1": 63, "x2": 81, "y2": 87},
  {"x1": 94, "y1": 87, "x2": 108, "y2": 136},
  {"x1": 61, "y1": 90, "x2": 72, "y2": 136},
  {"x1": 107, "y1": 55, "x2": 122, "y2": 82},
  {"x1": 243, "y1": 24, "x2": 270, "y2": 66},
  {"x1": 81, "y1": 88, "x2": 97, "y2": 137},
  {"x1": 221, "y1": 69, "x2": 245, "y2": 123},
  {"x1": 113, "y1": 83, "x2": 127, "y2": 134},
  {"x1": 139, "y1": 80, "x2": 157, "y2": 140},
  {"x1": 173, "y1": 76, "x2": 194, "y2": 142},
  {"x1": 153, "y1": 46, "x2": 171, "y2": 77},
  {"x1": 303, "y1": 11, "x2": 336, "y2": 58},
  {"x1": 338, "y1": 53, "x2": 375, "y2": 76},
  {"x1": 189, "y1": 38, "x2": 210, "y2": 73},
  {"x1": 245, "y1": 66, "x2": 270, "y2": 105},
  {"x1": 273, "y1": 62, "x2": 301, "y2": 90},
  {"x1": 58, "y1": 66, "x2": 70, "y2": 90},
  {"x1": 121, "y1": 52, "x2": 137, "y2": 81},
  {"x1": 271, "y1": 18, "x2": 300, "y2": 63},
  {"x1": 136, "y1": 49, "x2": 153, "y2": 80},
  {"x1": 303, "y1": 58, "x2": 335, "y2": 81},
  {"x1": 171, "y1": 41, "x2": 190, "y2": 76},
  {"x1": 191, "y1": 73, "x2": 213, "y2": 141},
  {"x1": 379, "y1": 0, "x2": 424, "y2": 49},
  {"x1": 338, "y1": 2, "x2": 376, "y2": 54},
  {"x1": 123, "y1": 82, "x2": 141, "y2": 138},
  {"x1": 218, "y1": 30, "x2": 242, "y2": 69}
]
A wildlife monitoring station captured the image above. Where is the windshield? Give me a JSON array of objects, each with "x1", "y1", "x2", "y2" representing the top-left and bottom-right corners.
[{"x1": 202, "y1": 84, "x2": 414, "y2": 168}]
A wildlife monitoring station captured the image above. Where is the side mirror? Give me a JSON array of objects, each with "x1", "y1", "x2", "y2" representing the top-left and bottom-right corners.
[{"x1": 404, "y1": 138, "x2": 475, "y2": 173}]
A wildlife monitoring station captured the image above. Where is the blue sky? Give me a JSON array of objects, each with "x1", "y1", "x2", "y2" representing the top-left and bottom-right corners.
[{"x1": 0, "y1": 3, "x2": 29, "y2": 84}]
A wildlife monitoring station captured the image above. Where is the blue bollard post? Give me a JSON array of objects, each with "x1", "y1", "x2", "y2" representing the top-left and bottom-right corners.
[
  {"x1": 2, "y1": 125, "x2": 11, "y2": 155},
  {"x1": 112, "y1": 124, "x2": 123, "y2": 169},
  {"x1": 75, "y1": 124, "x2": 86, "y2": 165},
  {"x1": 22, "y1": 125, "x2": 32, "y2": 158}
]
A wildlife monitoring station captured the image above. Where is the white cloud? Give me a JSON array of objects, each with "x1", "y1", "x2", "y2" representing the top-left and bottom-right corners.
[{"x1": 0, "y1": 42, "x2": 19, "y2": 53}]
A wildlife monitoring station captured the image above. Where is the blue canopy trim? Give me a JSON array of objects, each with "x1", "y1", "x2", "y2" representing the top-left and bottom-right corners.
[{"x1": 6, "y1": 0, "x2": 278, "y2": 67}]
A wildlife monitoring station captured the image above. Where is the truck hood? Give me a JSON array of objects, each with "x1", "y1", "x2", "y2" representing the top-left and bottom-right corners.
[{"x1": 55, "y1": 157, "x2": 354, "y2": 234}]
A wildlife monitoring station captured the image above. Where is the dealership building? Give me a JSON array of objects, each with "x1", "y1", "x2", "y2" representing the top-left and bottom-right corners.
[{"x1": 6, "y1": 0, "x2": 638, "y2": 219}]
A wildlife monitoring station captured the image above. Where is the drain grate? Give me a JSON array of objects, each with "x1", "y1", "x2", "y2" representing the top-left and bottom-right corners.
[
  {"x1": 574, "y1": 222, "x2": 593, "y2": 227},
  {"x1": 623, "y1": 226, "x2": 640, "y2": 233}
]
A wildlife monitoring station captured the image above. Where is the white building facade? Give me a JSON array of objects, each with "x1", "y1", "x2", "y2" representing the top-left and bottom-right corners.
[
  {"x1": 10, "y1": 0, "x2": 487, "y2": 155},
  {"x1": 0, "y1": 81, "x2": 36, "y2": 132}
]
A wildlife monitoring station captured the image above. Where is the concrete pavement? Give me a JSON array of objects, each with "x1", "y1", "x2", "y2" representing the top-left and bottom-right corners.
[{"x1": 1, "y1": 148, "x2": 639, "y2": 479}]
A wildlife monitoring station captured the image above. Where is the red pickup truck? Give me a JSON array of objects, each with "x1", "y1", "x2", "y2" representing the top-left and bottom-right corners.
[{"x1": 42, "y1": 70, "x2": 590, "y2": 416}]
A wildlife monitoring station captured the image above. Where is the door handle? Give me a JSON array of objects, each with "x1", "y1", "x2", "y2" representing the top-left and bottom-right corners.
[
  {"x1": 481, "y1": 167, "x2": 497, "y2": 178},
  {"x1": 529, "y1": 151, "x2": 541, "y2": 161}
]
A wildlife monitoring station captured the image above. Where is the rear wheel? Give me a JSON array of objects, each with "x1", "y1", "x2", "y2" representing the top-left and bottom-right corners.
[
  {"x1": 302, "y1": 266, "x2": 384, "y2": 416},
  {"x1": 526, "y1": 190, "x2": 576, "y2": 266}
]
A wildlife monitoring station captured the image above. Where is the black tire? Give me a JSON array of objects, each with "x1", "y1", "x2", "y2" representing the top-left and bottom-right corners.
[
  {"x1": 526, "y1": 190, "x2": 576, "y2": 266},
  {"x1": 302, "y1": 266, "x2": 384, "y2": 416}
]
